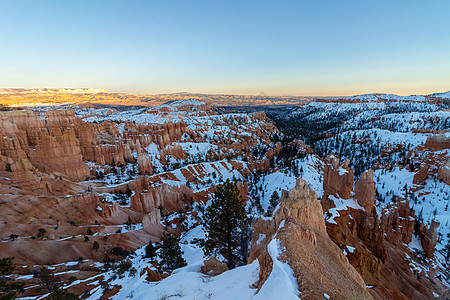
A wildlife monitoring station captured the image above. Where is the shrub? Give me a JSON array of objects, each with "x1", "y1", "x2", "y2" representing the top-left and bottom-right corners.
[
  {"x1": 93, "y1": 241, "x2": 100, "y2": 252},
  {"x1": 37, "y1": 228, "x2": 46, "y2": 238}
]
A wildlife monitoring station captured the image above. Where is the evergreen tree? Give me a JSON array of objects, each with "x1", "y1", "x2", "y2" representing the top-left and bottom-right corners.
[
  {"x1": 38, "y1": 267, "x2": 79, "y2": 300},
  {"x1": 158, "y1": 235, "x2": 186, "y2": 273},
  {"x1": 92, "y1": 241, "x2": 99, "y2": 252},
  {"x1": 267, "y1": 191, "x2": 279, "y2": 216},
  {"x1": 201, "y1": 180, "x2": 249, "y2": 269},
  {"x1": 145, "y1": 242, "x2": 157, "y2": 260},
  {"x1": 0, "y1": 257, "x2": 24, "y2": 300}
]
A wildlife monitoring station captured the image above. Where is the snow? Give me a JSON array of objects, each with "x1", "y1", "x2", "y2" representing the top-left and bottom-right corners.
[
  {"x1": 326, "y1": 195, "x2": 365, "y2": 225},
  {"x1": 109, "y1": 260, "x2": 260, "y2": 300},
  {"x1": 256, "y1": 234, "x2": 266, "y2": 245},
  {"x1": 429, "y1": 91, "x2": 450, "y2": 99},
  {"x1": 375, "y1": 167, "x2": 450, "y2": 253},
  {"x1": 94, "y1": 223, "x2": 262, "y2": 300},
  {"x1": 322, "y1": 93, "x2": 430, "y2": 102},
  {"x1": 257, "y1": 239, "x2": 301, "y2": 299},
  {"x1": 347, "y1": 246, "x2": 356, "y2": 253},
  {"x1": 337, "y1": 167, "x2": 348, "y2": 175}
]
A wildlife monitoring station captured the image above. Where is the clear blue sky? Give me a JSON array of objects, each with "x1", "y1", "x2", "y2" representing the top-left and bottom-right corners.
[{"x1": 0, "y1": 0, "x2": 449, "y2": 96}]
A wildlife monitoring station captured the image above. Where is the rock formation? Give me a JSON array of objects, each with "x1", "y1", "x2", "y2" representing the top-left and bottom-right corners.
[
  {"x1": 142, "y1": 209, "x2": 162, "y2": 233},
  {"x1": 249, "y1": 179, "x2": 372, "y2": 299},
  {"x1": 424, "y1": 134, "x2": 450, "y2": 151},
  {"x1": 287, "y1": 139, "x2": 314, "y2": 158},
  {"x1": 437, "y1": 160, "x2": 450, "y2": 185},
  {"x1": 137, "y1": 154, "x2": 153, "y2": 175},
  {"x1": 412, "y1": 163, "x2": 429, "y2": 185},
  {"x1": 130, "y1": 176, "x2": 193, "y2": 214},
  {"x1": 273, "y1": 178, "x2": 326, "y2": 232},
  {"x1": 354, "y1": 169, "x2": 376, "y2": 211},
  {"x1": 380, "y1": 198, "x2": 415, "y2": 245},
  {"x1": 323, "y1": 154, "x2": 354, "y2": 199},
  {"x1": 420, "y1": 220, "x2": 440, "y2": 259},
  {"x1": 200, "y1": 257, "x2": 229, "y2": 276},
  {"x1": 0, "y1": 110, "x2": 90, "y2": 189},
  {"x1": 321, "y1": 158, "x2": 443, "y2": 298}
]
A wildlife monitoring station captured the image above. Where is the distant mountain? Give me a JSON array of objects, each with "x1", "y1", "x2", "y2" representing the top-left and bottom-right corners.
[
  {"x1": 0, "y1": 88, "x2": 108, "y2": 94},
  {"x1": 0, "y1": 88, "x2": 449, "y2": 107},
  {"x1": 428, "y1": 91, "x2": 450, "y2": 99}
]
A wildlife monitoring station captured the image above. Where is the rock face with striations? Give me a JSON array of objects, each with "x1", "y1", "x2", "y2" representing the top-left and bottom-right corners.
[
  {"x1": 249, "y1": 178, "x2": 372, "y2": 300},
  {"x1": 273, "y1": 179, "x2": 326, "y2": 233},
  {"x1": 142, "y1": 209, "x2": 162, "y2": 233},
  {"x1": 137, "y1": 154, "x2": 153, "y2": 175},
  {"x1": 0, "y1": 110, "x2": 90, "y2": 189}
]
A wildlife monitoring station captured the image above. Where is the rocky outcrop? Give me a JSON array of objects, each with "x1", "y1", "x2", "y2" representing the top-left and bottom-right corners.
[
  {"x1": 142, "y1": 209, "x2": 161, "y2": 233},
  {"x1": 130, "y1": 176, "x2": 193, "y2": 214},
  {"x1": 437, "y1": 160, "x2": 450, "y2": 185},
  {"x1": 321, "y1": 160, "x2": 443, "y2": 298},
  {"x1": 98, "y1": 202, "x2": 120, "y2": 219},
  {"x1": 273, "y1": 178, "x2": 326, "y2": 233},
  {"x1": 287, "y1": 139, "x2": 314, "y2": 158},
  {"x1": 200, "y1": 257, "x2": 229, "y2": 276},
  {"x1": 323, "y1": 154, "x2": 354, "y2": 199},
  {"x1": 326, "y1": 207, "x2": 387, "y2": 284},
  {"x1": 380, "y1": 198, "x2": 415, "y2": 245},
  {"x1": 0, "y1": 110, "x2": 90, "y2": 189},
  {"x1": 420, "y1": 220, "x2": 440, "y2": 258},
  {"x1": 354, "y1": 169, "x2": 376, "y2": 211},
  {"x1": 424, "y1": 134, "x2": 450, "y2": 151},
  {"x1": 249, "y1": 179, "x2": 372, "y2": 299},
  {"x1": 412, "y1": 163, "x2": 429, "y2": 185},
  {"x1": 236, "y1": 181, "x2": 249, "y2": 200},
  {"x1": 137, "y1": 154, "x2": 153, "y2": 175}
]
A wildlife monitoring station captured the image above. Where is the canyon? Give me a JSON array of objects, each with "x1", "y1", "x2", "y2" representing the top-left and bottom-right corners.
[{"x1": 0, "y1": 91, "x2": 449, "y2": 299}]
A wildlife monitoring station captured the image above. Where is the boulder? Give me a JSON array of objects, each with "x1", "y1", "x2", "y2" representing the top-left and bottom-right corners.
[{"x1": 200, "y1": 257, "x2": 229, "y2": 276}]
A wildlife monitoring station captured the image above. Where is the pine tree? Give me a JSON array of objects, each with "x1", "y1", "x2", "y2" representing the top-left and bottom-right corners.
[
  {"x1": 201, "y1": 179, "x2": 249, "y2": 269},
  {"x1": 158, "y1": 235, "x2": 186, "y2": 273},
  {"x1": 267, "y1": 191, "x2": 279, "y2": 216},
  {"x1": 38, "y1": 267, "x2": 79, "y2": 299},
  {"x1": 0, "y1": 257, "x2": 24, "y2": 300},
  {"x1": 145, "y1": 242, "x2": 156, "y2": 260}
]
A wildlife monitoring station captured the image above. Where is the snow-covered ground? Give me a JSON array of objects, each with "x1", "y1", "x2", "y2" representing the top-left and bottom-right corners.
[{"x1": 375, "y1": 167, "x2": 450, "y2": 252}]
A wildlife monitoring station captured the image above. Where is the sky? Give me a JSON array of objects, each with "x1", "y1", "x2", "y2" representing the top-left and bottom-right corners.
[{"x1": 0, "y1": 0, "x2": 449, "y2": 96}]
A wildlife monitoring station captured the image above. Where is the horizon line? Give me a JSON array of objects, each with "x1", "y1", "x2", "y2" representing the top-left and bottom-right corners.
[{"x1": 1, "y1": 87, "x2": 449, "y2": 98}]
